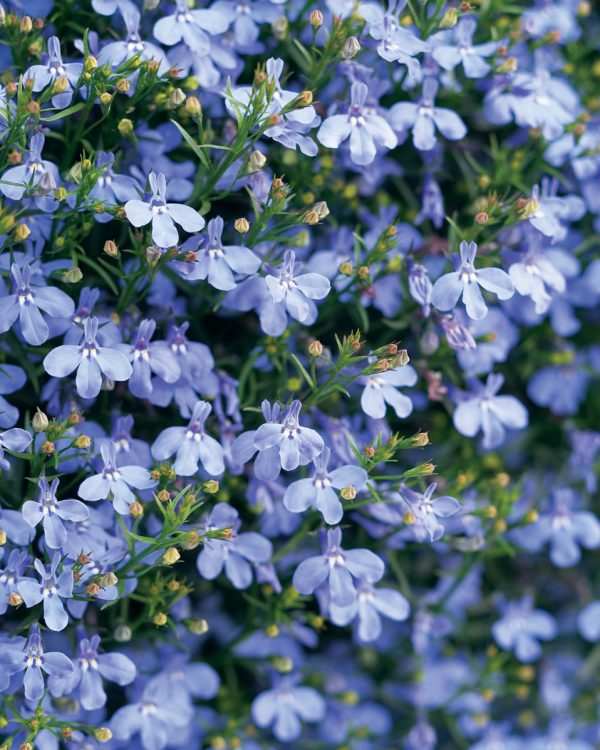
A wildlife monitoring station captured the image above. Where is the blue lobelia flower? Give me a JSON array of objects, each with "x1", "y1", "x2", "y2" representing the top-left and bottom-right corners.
[
  {"x1": 317, "y1": 81, "x2": 398, "y2": 166},
  {"x1": 237, "y1": 399, "x2": 324, "y2": 479},
  {"x1": 151, "y1": 400, "x2": 225, "y2": 477},
  {"x1": 111, "y1": 680, "x2": 193, "y2": 750},
  {"x1": 126, "y1": 318, "x2": 181, "y2": 399},
  {"x1": 431, "y1": 240, "x2": 514, "y2": 320},
  {"x1": 283, "y1": 447, "x2": 368, "y2": 525},
  {"x1": 147, "y1": 322, "x2": 219, "y2": 417},
  {"x1": 431, "y1": 17, "x2": 500, "y2": 78},
  {"x1": 360, "y1": 361, "x2": 418, "y2": 419},
  {"x1": 211, "y1": 1, "x2": 282, "y2": 47},
  {"x1": 43, "y1": 317, "x2": 133, "y2": 400},
  {"x1": 512, "y1": 487, "x2": 600, "y2": 568},
  {"x1": 358, "y1": 0, "x2": 429, "y2": 79},
  {"x1": 265, "y1": 250, "x2": 330, "y2": 323},
  {"x1": 0, "y1": 133, "x2": 60, "y2": 210},
  {"x1": 22, "y1": 477, "x2": 89, "y2": 549},
  {"x1": 0, "y1": 550, "x2": 29, "y2": 615},
  {"x1": 124, "y1": 171, "x2": 205, "y2": 248},
  {"x1": 0, "y1": 426, "x2": 32, "y2": 471},
  {"x1": 181, "y1": 216, "x2": 261, "y2": 290},
  {"x1": 153, "y1": 0, "x2": 229, "y2": 51},
  {"x1": 492, "y1": 596, "x2": 557, "y2": 662},
  {"x1": 578, "y1": 600, "x2": 600, "y2": 643},
  {"x1": 87, "y1": 151, "x2": 140, "y2": 220},
  {"x1": 329, "y1": 579, "x2": 410, "y2": 641},
  {"x1": 415, "y1": 174, "x2": 445, "y2": 229},
  {"x1": 23, "y1": 36, "x2": 83, "y2": 108},
  {"x1": 0, "y1": 624, "x2": 73, "y2": 702},
  {"x1": 17, "y1": 553, "x2": 73, "y2": 631},
  {"x1": 453, "y1": 373, "x2": 528, "y2": 450},
  {"x1": 400, "y1": 482, "x2": 461, "y2": 543},
  {"x1": 97, "y1": 7, "x2": 170, "y2": 76},
  {"x1": 389, "y1": 77, "x2": 467, "y2": 152},
  {"x1": 455, "y1": 307, "x2": 519, "y2": 376},
  {"x1": 293, "y1": 527, "x2": 385, "y2": 607},
  {"x1": 196, "y1": 503, "x2": 273, "y2": 589},
  {"x1": 49, "y1": 631, "x2": 136, "y2": 710},
  {"x1": 251, "y1": 673, "x2": 326, "y2": 742},
  {"x1": 78, "y1": 442, "x2": 157, "y2": 514},
  {"x1": 525, "y1": 178, "x2": 586, "y2": 243},
  {"x1": 0, "y1": 263, "x2": 75, "y2": 345},
  {"x1": 527, "y1": 359, "x2": 590, "y2": 416}
]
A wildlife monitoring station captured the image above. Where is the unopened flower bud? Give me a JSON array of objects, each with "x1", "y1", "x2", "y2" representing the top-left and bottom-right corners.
[
  {"x1": 129, "y1": 500, "x2": 144, "y2": 517},
  {"x1": 498, "y1": 57, "x2": 517, "y2": 73},
  {"x1": 168, "y1": 87, "x2": 186, "y2": 109},
  {"x1": 272, "y1": 15, "x2": 288, "y2": 39},
  {"x1": 303, "y1": 210, "x2": 320, "y2": 225},
  {"x1": 20, "y1": 743, "x2": 33, "y2": 750},
  {"x1": 524, "y1": 509, "x2": 539, "y2": 524},
  {"x1": 0, "y1": 530, "x2": 6, "y2": 546},
  {"x1": 162, "y1": 547, "x2": 181, "y2": 565},
  {"x1": 403, "y1": 511, "x2": 416, "y2": 525},
  {"x1": 439, "y1": 7, "x2": 458, "y2": 28},
  {"x1": 41, "y1": 440, "x2": 55, "y2": 455},
  {"x1": 99, "y1": 572, "x2": 118, "y2": 588},
  {"x1": 339, "y1": 261, "x2": 353, "y2": 275},
  {"x1": 272, "y1": 656, "x2": 293, "y2": 673},
  {"x1": 86, "y1": 582, "x2": 101, "y2": 596},
  {"x1": 248, "y1": 150, "x2": 267, "y2": 174},
  {"x1": 265, "y1": 624, "x2": 280, "y2": 638},
  {"x1": 308, "y1": 340, "x2": 323, "y2": 357},
  {"x1": 234, "y1": 217, "x2": 250, "y2": 233},
  {"x1": 187, "y1": 618, "x2": 209, "y2": 634},
  {"x1": 203, "y1": 479, "x2": 219, "y2": 494},
  {"x1": 117, "y1": 118, "x2": 134, "y2": 136},
  {"x1": 475, "y1": 211, "x2": 489, "y2": 225},
  {"x1": 99, "y1": 92, "x2": 112, "y2": 106},
  {"x1": 342, "y1": 36, "x2": 361, "y2": 60},
  {"x1": 413, "y1": 431, "x2": 430, "y2": 447},
  {"x1": 146, "y1": 245, "x2": 163, "y2": 266},
  {"x1": 104, "y1": 239, "x2": 119, "y2": 257},
  {"x1": 157, "y1": 489, "x2": 171, "y2": 502},
  {"x1": 153, "y1": 612, "x2": 168, "y2": 626},
  {"x1": 74, "y1": 434, "x2": 91, "y2": 449},
  {"x1": 32, "y1": 408, "x2": 49, "y2": 432},
  {"x1": 114, "y1": 624, "x2": 132, "y2": 642},
  {"x1": 309, "y1": 9, "x2": 323, "y2": 27},
  {"x1": 94, "y1": 728, "x2": 113, "y2": 743},
  {"x1": 8, "y1": 592, "x2": 22, "y2": 607},
  {"x1": 341, "y1": 485, "x2": 357, "y2": 501},
  {"x1": 15, "y1": 223, "x2": 30, "y2": 241},
  {"x1": 393, "y1": 349, "x2": 410, "y2": 367},
  {"x1": 20, "y1": 15, "x2": 32, "y2": 32},
  {"x1": 116, "y1": 78, "x2": 130, "y2": 93},
  {"x1": 185, "y1": 95, "x2": 201, "y2": 116},
  {"x1": 63, "y1": 266, "x2": 83, "y2": 283},
  {"x1": 52, "y1": 75, "x2": 68, "y2": 95}
]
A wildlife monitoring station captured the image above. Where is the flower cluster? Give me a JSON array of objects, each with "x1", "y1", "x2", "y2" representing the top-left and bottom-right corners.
[{"x1": 0, "y1": 0, "x2": 600, "y2": 748}]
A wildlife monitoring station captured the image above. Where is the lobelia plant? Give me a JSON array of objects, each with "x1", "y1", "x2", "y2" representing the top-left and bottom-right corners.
[{"x1": 0, "y1": 1, "x2": 600, "y2": 749}]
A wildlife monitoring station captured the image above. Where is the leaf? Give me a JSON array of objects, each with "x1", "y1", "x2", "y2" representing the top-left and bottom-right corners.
[
  {"x1": 42, "y1": 102, "x2": 87, "y2": 122},
  {"x1": 170, "y1": 119, "x2": 209, "y2": 168},
  {"x1": 289, "y1": 353, "x2": 315, "y2": 390}
]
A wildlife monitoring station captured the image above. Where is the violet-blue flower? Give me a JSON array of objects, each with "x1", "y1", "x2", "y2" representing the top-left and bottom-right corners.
[
  {"x1": 360, "y1": 361, "x2": 417, "y2": 419},
  {"x1": 151, "y1": 400, "x2": 225, "y2": 477},
  {"x1": 432, "y1": 17, "x2": 499, "y2": 78},
  {"x1": 400, "y1": 482, "x2": 461, "y2": 543},
  {"x1": 0, "y1": 263, "x2": 74, "y2": 345},
  {"x1": 24, "y1": 36, "x2": 82, "y2": 108},
  {"x1": 22, "y1": 477, "x2": 88, "y2": 549},
  {"x1": 432, "y1": 240, "x2": 514, "y2": 320},
  {"x1": 17, "y1": 553, "x2": 73, "y2": 631},
  {"x1": 492, "y1": 596, "x2": 557, "y2": 662},
  {"x1": 251, "y1": 673, "x2": 326, "y2": 742},
  {"x1": 126, "y1": 318, "x2": 181, "y2": 399},
  {"x1": 43, "y1": 316, "x2": 133, "y2": 399},
  {"x1": 283, "y1": 447, "x2": 368, "y2": 525},
  {"x1": 124, "y1": 171, "x2": 205, "y2": 248}
]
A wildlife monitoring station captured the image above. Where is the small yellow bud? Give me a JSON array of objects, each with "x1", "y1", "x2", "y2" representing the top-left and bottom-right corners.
[
  {"x1": 168, "y1": 87, "x2": 186, "y2": 109},
  {"x1": 54, "y1": 186, "x2": 68, "y2": 201},
  {"x1": 86, "y1": 582, "x2": 101, "y2": 596},
  {"x1": 234, "y1": 217, "x2": 250, "y2": 233},
  {"x1": 309, "y1": 9, "x2": 323, "y2": 27},
  {"x1": 99, "y1": 92, "x2": 112, "y2": 106},
  {"x1": 162, "y1": 547, "x2": 181, "y2": 565},
  {"x1": 403, "y1": 511, "x2": 416, "y2": 525},
  {"x1": 248, "y1": 150, "x2": 267, "y2": 173},
  {"x1": 203, "y1": 479, "x2": 220, "y2": 494},
  {"x1": 339, "y1": 261, "x2": 353, "y2": 276},
  {"x1": 439, "y1": 7, "x2": 458, "y2": 28},
  {"x1": 116, "y1": 78, "x2": 130, "y2": 93},
  {"x1": 272, "y1": 656, "x2": 293, "y2": 673},
  {"x1": 118, "y1": 118, "x2": 134, "y2": 136},
  {"x1": 104, "y1": 240, "x2": 119, "y2": 257},
  {"x1": 130, "y1": 500, "x2": 144, "y2": 517},
  {"x1": 493, "y1": 518, "x2": 508, "y2": 534},
  {"x1": 413, "y1": 431, "x2": 429, "y2": 447},
  {"x1": 475, "y1": 212, "x2": 489, "y2": 225},
  {"x1": 52, "y1": 75, "x2": 68, "y2": 94},
  {"x1": 20, "y1": 15, "x2": 33, "y2": 32},
  {"x1": 185, "y1": 95, "x2": 201, "y2": 115},
  {"x1": 187, "y1": 618, "x2": 209, "y2": 634},
  {"x1": 265, "y1": 624, "x2": 280, "y2": 638},
  {"x1": 0, "y1": 531, "x2": 6, "y2": 546},
  {"x1": 15, "y1": 223, "x2": 31, "y2": 241},
  {"x1": 308, "y1": 340, "x2": 324, "y2": 357},
  {"x1": 297, "y1": 90, "x2": 313, "y2": 106},
  {"x1": 94, "y1": 728, "x2": 113, "y2": 743},
  {"x1": 8, "y1": 592, "x2": 22, "y2": 607},
  {"x1": 41, "y1": 440, "x2": 55, "y2": 455},
  {"x1": 99, "y1": 572, "x2": 118, "y2": 588},
  {"x1": 524, "y1": 509, "x2": 539, "y2": 524},
  {"x1": 340, "y1": 485, "x2": 357, "y2": 501},
  {"x1": 74, "y1": 434, "x2": 91, "y2": 449},
  {"x1": 272, "y1": 16, "x2": 288, "y2": 39},
  {"x1": 153, "y1": 612, "x2": 168, "y2": 626},
  {"x1": 498, "y1": 57, "x2": 518, "y2": 73},
  {"x1": 63, "y1": 266, "x2": 83, "y2": 283}
]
